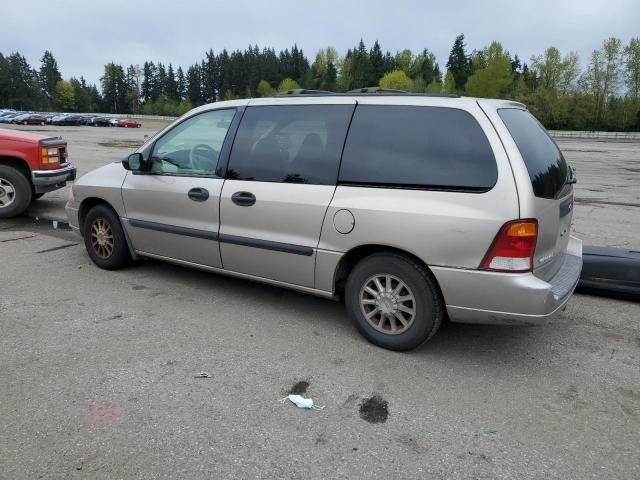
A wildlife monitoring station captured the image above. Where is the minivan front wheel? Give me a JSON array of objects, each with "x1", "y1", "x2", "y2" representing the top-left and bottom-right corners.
[
  {"x1": 83, "y1": 204, "x2": 131, "y2": 270},
  {"x1": 345, "y1": 253, "x2": 444, "y2": 351}
]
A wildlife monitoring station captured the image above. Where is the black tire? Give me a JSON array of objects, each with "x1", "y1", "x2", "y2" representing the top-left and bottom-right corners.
[
  {"x1": 0, "y1": 165, "x2": 32, "y2": 218},
  {"x1": 82, "y1": 204, "x2": 131, "y2": 270},
  {"x1": 345, "y1": 252, "x2": 444, "y2": 351}
]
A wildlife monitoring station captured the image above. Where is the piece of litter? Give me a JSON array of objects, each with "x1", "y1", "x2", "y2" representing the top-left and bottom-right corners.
[
  {"x1": 288, "y1": 394, "x2": 313, "y2": 409},
  {"x1": 195, "y1": 372, "x2": 211, "y2": 378},
  {"x1": 280, "y1": 394, "x2": 325, "y2": 410},
  {"x1": 53, "y1": 220, "x2": 58, "y2": 229}
]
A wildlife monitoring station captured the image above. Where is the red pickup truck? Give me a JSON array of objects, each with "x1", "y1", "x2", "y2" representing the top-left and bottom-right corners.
[{"x1": 0, "y1": 128, "x2": 76, "y2": 218}]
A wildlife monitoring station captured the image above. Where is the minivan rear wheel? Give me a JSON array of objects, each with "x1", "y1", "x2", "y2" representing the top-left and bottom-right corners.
[
  {"x1": 345, "y1": 252, "x2": 443, "y2": 351},
  {"x1": 83, "y1": 204, "x2": 131, "y2": 270}
]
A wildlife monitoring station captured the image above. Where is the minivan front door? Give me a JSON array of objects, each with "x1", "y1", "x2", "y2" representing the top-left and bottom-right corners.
[
  {"x1": 122, "y1": 108, "x2": 238, "y2": 267},
  {"x1": 218, "y1": 102, "x2": 355, "y2": 288}
]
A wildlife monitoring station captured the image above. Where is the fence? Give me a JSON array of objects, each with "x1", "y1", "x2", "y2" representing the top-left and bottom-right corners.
[{"x1": 549, "y1": 130, "x2": 640, "y2": 140}]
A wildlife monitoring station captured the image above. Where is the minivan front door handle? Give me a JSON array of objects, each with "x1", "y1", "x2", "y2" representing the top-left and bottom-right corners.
[
  {"x1": 188, "y1": 188, "x2": 209, "y2": 202},
  {"x1": 231, "y1": 191, "x2": 256, "y2": 207}
]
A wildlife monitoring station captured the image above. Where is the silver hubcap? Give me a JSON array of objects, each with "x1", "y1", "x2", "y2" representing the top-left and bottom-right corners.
[
  {"x1": 359, "y1": 274, "x2": 416, "y2": 335},
  {"x1": 90, "y1": 218, "x2": 114, "y2": 259},
  {"x1": 0, "y1": 178, "x2": 16, "y2": 208}
]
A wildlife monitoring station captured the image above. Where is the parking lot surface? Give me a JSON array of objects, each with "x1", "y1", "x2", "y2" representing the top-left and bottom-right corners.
[{"x1": 1, "y1": 124, "x2": 639, "y2": 479}]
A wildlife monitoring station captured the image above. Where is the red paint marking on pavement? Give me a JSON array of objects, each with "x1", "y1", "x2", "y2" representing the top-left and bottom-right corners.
[{"x1": 89, "y1": 404, "x2": 122, "y2": 423}]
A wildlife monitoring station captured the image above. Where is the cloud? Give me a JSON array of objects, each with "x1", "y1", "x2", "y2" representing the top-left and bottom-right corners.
[{"x1": 1, "y1": 0, "x2": 638, "y2": 86}]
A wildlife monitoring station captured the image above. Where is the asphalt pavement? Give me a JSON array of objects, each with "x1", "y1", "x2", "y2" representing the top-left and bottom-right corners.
[{"x1": 0, "y1": 126, "x2": 639, "y2": 479}]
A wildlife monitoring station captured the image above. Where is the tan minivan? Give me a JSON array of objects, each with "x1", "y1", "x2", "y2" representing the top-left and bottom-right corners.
[{"x1": 66, "y1": 90, "x2": 582, "y2": 351}]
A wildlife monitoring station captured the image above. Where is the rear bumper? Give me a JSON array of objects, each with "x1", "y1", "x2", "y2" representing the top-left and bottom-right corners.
[
  {"x1": 432, "y1": 236, "x2": 583, "y2": 325},
  {"x1": 32, "y1": 163, "x2": 76, "y2": 194}
]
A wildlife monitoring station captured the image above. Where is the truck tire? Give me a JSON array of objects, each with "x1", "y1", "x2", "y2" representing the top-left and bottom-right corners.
[{"x1": 0, "y1": 165, "x2": 32, "y2": 218}]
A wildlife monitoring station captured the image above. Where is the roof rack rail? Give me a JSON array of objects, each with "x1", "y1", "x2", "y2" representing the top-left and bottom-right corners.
[
  {"x1": 347, "y1": 87, "x2": 407, "y2": 94},
  {"x1": 347, "y1": 87, "x2": 460, "y2": 98},
  {"x1": 275, "y1": 89, "x2": 335, "y2": 96},
  {"x1": 268, "y1": 87, "x2": 461, "y2": 98}
]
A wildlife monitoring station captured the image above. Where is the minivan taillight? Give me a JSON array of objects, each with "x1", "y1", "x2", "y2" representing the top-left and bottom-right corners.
[{"x1": 480, "y1": 220, "x2": 538, "y2": 273}]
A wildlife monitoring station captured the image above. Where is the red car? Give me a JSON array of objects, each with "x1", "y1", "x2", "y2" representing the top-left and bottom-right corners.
[{"x1": 117, "y1": 119, "x2": 142, "y2": 128}]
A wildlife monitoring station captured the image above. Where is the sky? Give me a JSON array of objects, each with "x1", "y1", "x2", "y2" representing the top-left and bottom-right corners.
[{"x1": 2, "y1": 0, "x2": 638, "y2": 87}]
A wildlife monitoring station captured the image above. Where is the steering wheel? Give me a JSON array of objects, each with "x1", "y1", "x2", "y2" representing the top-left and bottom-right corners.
[{"x1": 189, "y1": 144, "x2": 217, "y2": 171}]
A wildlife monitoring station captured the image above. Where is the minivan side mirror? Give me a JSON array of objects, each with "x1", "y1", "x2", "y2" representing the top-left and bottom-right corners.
[{"x1": 123, "y1": 152, "x2": 145, "y2": 171}]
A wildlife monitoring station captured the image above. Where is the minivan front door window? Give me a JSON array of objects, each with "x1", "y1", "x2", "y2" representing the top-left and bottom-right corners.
[{"x1": 150, "y1": 109, "x2": 236, "y2": 176}]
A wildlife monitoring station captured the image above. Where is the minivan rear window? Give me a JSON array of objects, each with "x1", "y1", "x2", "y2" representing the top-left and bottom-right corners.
[
  {"x1": 498, "y1": 108, "x2": 568, "y2": 199},
  {"x1": 339, "y1": 105, "x2": 497, "y2": 191}
]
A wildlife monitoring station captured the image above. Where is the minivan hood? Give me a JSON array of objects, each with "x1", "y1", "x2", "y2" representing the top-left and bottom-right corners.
[{"x1": 75, "y1": 161, "x2": 127, "y2": 188}]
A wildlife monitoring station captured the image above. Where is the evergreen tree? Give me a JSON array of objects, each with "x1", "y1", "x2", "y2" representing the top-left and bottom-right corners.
[
  {"x1": 125, "y1": 64, "x2": 142, "y2": 113},
  {"x1": 100, "y1": 62, "x2": 127, "y2": 113},
  {"x1": 446, "y1": 34, "x2": 472, "y2": 91},
  {"x1": 165, "y1": 63, "x2": 179, "y2": 101},
  {"x1": 0, "y1": 53, "x2": 9, "y2": 106},
  {"x1": 186, "y1": 64, "x2": 203, "y2": 106},
  {"x1": 351, "y1": 40, "x2": 371, "y2": 88},
  {"x1": 369, "y1": 41, "x2": 385, "y2": 85},
  {"x1": 176, "y1": 66, "x2": 186, "y2": 100},
  {"x1": 40, "y1": 50, "x2": 62, "y2": 108},
  {"x1": 156, "y1": 62, "x2": 167, "y2": 98},
  {"x1": 6, "y1": 53, "x2": 41, "y2": 109},
  {"x1": 141, "y1": 61, "x2": 158, "y2": 104}
]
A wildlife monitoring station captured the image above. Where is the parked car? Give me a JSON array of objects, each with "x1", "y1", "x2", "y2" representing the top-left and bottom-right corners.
[
  {"x1": 66, "y1": 92, "x2": 582, "y2": 351},
  {"x1": 15, "y1": 113, "x2": 48, "y2": 125},
  {"x1": 52, "y1": 114, "x2": 85, "y2": 126},
  {"x1": 91, "y1": 117, "x2": 115, "y2": 127},
  {"x1": 0, "y1": 112, "x2": 20, "y2": 123},
  {"x1": 117, "y1": 119, "x2": 142, "y2": 128},
  {"x1": 109, "y1": 118, "x2": 119, "y2": 127},
  {"x1": 50, "y1": 114, "x2": 69, "y2": 124},
  {"x1": 0, "y1": 128, "x2": 76, "y2": 217},
  {"x1": 79, "y1": 115, "x2": 98, "y2": 126},
  {"x1": 10, "y1": 114, "x2": 30, "y2": 124}
]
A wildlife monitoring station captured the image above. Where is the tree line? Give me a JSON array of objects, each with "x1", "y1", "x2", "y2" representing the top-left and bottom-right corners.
[{"x1": 1, "y1": 35, "x2": 639, "y2": 131}]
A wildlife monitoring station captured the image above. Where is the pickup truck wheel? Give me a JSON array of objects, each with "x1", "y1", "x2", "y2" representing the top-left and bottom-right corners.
[
  {"x1": 345, "y1": 252, "x2": 444, "y2": 351},
  {"x1": 83, "y1": 205, "x2": 131, "y2": 270},
  {"x1": 0, "y1": 165, "x2": 32, "y2": 219}
]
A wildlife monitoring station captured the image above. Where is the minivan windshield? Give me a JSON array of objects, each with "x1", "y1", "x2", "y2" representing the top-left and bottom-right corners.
[{"x1": 499, "y1": 108, "x2": 569, "y2": 199}]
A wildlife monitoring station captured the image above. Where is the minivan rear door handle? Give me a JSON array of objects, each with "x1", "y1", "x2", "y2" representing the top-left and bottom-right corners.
[
  {"x1": 188, "y1": 188, "x2": 209, "y2": 202},
  {"x1": 231, "y1": 191, "x2": 256, "y2": 207}
]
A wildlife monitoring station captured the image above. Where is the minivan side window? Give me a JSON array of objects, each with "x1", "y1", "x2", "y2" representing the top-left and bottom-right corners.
[
  {"x1": 498, "y1": 108, "x2": 569, "y2": 199},
  {"x1": 339, "y1": 105, "x2": 497, "y2": 191},
  {"x1": 150, "y1": 108, "x2": 236, "y2": 176},
  {"x1": 227, "y1": 105, "x2": 354, "y2": 185}
]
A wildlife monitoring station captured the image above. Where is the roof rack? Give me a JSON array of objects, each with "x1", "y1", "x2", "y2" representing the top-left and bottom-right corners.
[
  {"x1": 271, "y1": 87, "x2": 460, "y2": 98},
  {"x1": 347, "y1": 87, "x2": 407, "y2": 94},
  {"x1": 275, "y1": 89, "x2": 335, "y2": 96}
]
